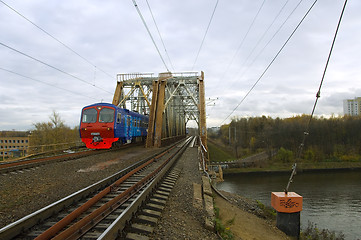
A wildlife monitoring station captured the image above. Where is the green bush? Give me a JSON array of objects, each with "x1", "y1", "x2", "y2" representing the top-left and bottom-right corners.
[
  {"x1": 274, "y1": 147, "x2": 294, "y2": 163},
  {"x1": 300, "y1": 221, "x2": 345, "y2": 240}
]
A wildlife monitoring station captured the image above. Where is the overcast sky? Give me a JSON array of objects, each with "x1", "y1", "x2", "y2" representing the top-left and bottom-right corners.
[{"x1": 0, "y1": 0, "x2": 360, "y2": 130}]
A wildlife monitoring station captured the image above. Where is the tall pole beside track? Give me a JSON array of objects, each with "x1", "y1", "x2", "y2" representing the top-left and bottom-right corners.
[{"x1": 199, "y1": 71, "x2": 208, "y2": 155}]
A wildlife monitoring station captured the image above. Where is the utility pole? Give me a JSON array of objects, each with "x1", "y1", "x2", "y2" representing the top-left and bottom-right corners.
[{"x1": 229, "y1": 125, "x2": 238, "y2": 158}]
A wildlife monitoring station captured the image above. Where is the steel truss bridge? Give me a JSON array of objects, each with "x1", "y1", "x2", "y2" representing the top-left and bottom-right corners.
[{"x1": 112, "y1": 71, "x2": 207, "y2": 149}]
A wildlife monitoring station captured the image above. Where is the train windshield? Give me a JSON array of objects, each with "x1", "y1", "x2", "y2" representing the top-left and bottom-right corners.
[
  {"x1": 99, "y1": 108, "x2": 114, "y2": 123},
  {"x1": 82, "y1": 108, "x2": 97, "y2": 123}
]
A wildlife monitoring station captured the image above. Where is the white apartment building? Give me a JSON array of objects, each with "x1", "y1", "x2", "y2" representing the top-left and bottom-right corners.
[{"x1": 343, "y1": 97, "x2": 361, "y2": 116}]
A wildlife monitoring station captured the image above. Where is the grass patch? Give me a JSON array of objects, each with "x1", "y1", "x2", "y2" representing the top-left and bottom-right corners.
[
  {"x1": 214, "y1": 206, "x2": 234, "y2": 240},
  {"x1": 208, "y1": 141, "x2": 236, "y2": 162},
  {"x1": 300, "y1": 221, "x2": 345, "y2": 240},
  {"x1": 256, "y1": 200, "x2": 276, "y2": 220}
]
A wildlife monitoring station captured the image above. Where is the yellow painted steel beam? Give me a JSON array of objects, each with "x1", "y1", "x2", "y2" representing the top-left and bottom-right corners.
[
  {"x1": 138, "y1": 84, "x2": 151, "y2": 108},
  {"x1": 146, "y1": 80, "x2": 159, "y2": 148},
  {"x1": 154, "y1": 79, "x2": 167, "y2": 147},
  {"x1": 112, "y1": 81, "x2": 123, "y2": 106},
  {"x1": 118, "y1": 85, "x2": 136, "y2": 107}
]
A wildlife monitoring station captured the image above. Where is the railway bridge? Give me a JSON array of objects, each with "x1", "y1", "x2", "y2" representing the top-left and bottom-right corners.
[
  {"x1": 112, "y1": 71, "x2": 208, "y2": 150},
  {"x1": 0, "y1": 71, "x2": 222, "y2": 240}
]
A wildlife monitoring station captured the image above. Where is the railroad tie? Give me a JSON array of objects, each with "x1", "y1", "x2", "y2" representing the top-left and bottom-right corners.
[{"x1": 125, "y1": 169, "x2": 180, "y2": 240}]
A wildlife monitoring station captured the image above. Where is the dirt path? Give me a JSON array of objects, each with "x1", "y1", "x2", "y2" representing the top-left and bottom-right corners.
[{"x1": 214, "y1": 193, "x2": 290, "y2": 240}]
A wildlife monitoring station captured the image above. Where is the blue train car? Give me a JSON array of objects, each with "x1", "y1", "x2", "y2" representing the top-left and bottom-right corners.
[{"x1": 79, "y1": 103, "x2": 148, "y2": 149}]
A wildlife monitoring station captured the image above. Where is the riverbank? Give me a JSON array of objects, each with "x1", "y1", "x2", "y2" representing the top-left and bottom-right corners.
[
  {"x1": 216, "y1": 169, "x2": 360, "y2": 239},
  {"x1": 222, "y1": 161, "x2": 361, "y2": 175},
  {"x1": 213, "y1": 188, "x2": 290, "y2": 240}
]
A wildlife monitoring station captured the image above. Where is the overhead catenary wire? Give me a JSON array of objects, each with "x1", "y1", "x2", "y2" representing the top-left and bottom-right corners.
[
  {"x1": 233, "y1": 0, "x2": 305, "y2": 82},
  {"x1": 0, "y1": 0, "x2": 114, "y2": 79},
  {"x1": 0, "y1": 42, "x2": 113, "y2": 95},
  {"x1": 131, "y1": 0, "x2": 170, "y2": 72},
  {"x1": 284, "y1": 0, "x2": 349, "y2": 193},
  {"x1": 145, "y1": 0, "x2": 175, "y2": 72},
  {"x1": 233, "y1": 0, "x2": 292, "y2": 78},
  {"x1": 0, "y1": 67, "x2": 98, "y2": 100},
  {"x1": 218, "y1": 0, "x2": 266, "y2": 79},
  {"x1": 191, "y1": 0, "x2": 219, "y2": 71},
  {"x1": 220, "y1": 0, "x2": 318, "y2": 125}
]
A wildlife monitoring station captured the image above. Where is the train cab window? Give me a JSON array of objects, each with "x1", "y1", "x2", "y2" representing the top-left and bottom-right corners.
[
  {"x1": 82, "y1": 108, "x2": 97, "y2": 123},
  {"x1": 117, "y1": 113, "x2": 122, "y2": 124},
  {"x1": 99, "y1": 108, "x2": 115, "y2": 123}
]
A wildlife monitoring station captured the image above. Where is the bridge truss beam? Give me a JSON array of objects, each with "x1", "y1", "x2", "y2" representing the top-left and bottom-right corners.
[{"x1": 112, "y1": 71, "x2": 207, "y2": 149}]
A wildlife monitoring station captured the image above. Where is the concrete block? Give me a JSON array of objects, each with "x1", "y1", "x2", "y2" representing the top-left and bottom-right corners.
[
  {"x1": 202, "y1": 176, "x2": 212, "y2": 196},
  {"x1": 142, "y1": 208, "x2": 162, "y2": 218},
  {"x1": 205, "y1": 217, "x2": 214, "y2": 231},
  {"x1": 146, "y1": 203, "x2": 164, "y2": 211},
  {"x1": 131, "y1": 223, "x2": 154, "y2": 234},
  {"x1": 193, "y1": 183, "x2": 203, "y2": 210},
  {"x1": 126, "y1": 232, "x2": 149, "y2": 240},
  {"x1": 204, "y1": 194, "x2": 214, "y2": 218},
  {"x1": 276, "y1": 211, "x2": 300, "y2": 237},
  {"x1": 149, "y1": 198, "x2": 167, "y2": 205},
  {"x1": 136, "y1": 215, "x2": 158, "y2": 226}
]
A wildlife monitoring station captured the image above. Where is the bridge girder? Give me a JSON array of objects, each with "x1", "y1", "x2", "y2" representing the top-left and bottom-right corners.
[{"x1": 112, "y1": 71, "x2": 207, "y2": 149}]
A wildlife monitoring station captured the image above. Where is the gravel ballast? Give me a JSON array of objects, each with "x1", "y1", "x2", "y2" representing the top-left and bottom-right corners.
[
  {"x1": 0, "y1": 146, "x2": 161, "y2": 228},
  {"x1": 151, "y1": 147, "x2": 218, "y2": 239}
]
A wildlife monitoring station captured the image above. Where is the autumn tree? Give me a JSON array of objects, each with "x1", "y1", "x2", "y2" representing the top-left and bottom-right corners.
[
  {"x1": 30, "y1": 111, "x2": 79, "y2": 152},
  {"x1": 211, "y1": 115, "x2": 361, "y2": 162}
]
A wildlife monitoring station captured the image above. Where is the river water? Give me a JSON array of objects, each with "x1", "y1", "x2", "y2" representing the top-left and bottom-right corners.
[{"x1": 216, "y1": 170, "x2": 361, "y2": 240}]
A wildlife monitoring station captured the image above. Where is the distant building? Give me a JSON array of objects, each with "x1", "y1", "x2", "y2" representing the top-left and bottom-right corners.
[
  {"x1": 0, "y1": 131, "x2": 30, "y2": 158},
  {"x1": 343, "y1": 97, "x2": 361, "y2": 116},
  {"x1": 208, "y1": 127, "x2": 220, "y2": 134}
]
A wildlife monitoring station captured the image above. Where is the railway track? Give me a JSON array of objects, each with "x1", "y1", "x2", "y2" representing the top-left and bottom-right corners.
[
  {"x1": 0, "y1": 143, "x2": 140, "y2": 175},
  {"x1": 0, "y1": 137, "x2": 193, "y2": 239}
]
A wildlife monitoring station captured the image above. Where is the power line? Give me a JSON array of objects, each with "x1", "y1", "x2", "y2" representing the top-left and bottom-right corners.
[
  {"x1": 286, "y1": 0, "x2": 348, "y2": 193},
  {"x1": 234, "y1": 0, "x2": 304, "y2": 81},
  {"x1": 0, "y1": 42, "x2": 113, "y2": 94},
  {"x1": 220, "y1": 0, "x2": 318, "y2": 125},
  {"x1": 191, "y1": 0, "x2": 219, "y2": 71},
  {"x1": 234, "y1": 0, "x2": 291, "y2": 78},
  {"x1": 0, "y1": 0, "x2": 114, "y2": 79},
  {"x1": 131, "y1": 0, "x2": 170, "y2": 72},
  {"x1": 145, "y1": 0, "x2": 175, "y2": 72},
  {"x1": 0, "y1": 67, "x2": 97, "y2": 100},
  {"x1": 219, "y1": 0, "x2": 266, "y2": 78},
  {"x1": 297, "y1": 0, "x2": 348, "y2": 159}
]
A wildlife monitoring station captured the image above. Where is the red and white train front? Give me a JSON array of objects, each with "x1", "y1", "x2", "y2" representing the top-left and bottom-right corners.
[{"x1": 79, "y1": 104, "x2": 118, "y2": 149}]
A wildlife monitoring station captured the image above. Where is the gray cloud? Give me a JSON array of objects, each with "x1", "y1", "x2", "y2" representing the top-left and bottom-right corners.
[{"x1": 0, "y1": 0, "x2": 360, "y2": 130}]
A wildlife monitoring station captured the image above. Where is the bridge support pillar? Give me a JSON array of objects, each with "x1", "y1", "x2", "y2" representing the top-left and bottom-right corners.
[
  {"x1": 154, "y1": 79, "x2": 167, "y2": 147},
  {"x1": 146, "y1": 80, "x2": 159, "y2": 148},
  {"x1": 271, "y1": 192, "x2": 303, "y2": 238}
]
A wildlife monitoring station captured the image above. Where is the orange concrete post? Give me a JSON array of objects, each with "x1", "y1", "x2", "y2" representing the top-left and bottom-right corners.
[{"x1": 271, "y1": 192, "x2": 303, "y2": 237}]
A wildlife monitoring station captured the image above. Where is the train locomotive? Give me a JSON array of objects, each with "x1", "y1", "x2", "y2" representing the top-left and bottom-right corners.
[{"x1": 79, "y1": 103, "x2": 149, "y2": 149}]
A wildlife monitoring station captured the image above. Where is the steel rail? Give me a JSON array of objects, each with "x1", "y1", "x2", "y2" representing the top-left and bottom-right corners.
[
  {"x1": 35, "y1": 145, "x2": 177, "y2": 240},
  {"x1": 0, "y1": 150, "x2": 100, "y2": 173},
  {"x1": 0, "y1": 143, "x2": 177, "y2": 240},
  {"x1": 0, "y1": 143, "x2": 142, "y2": 174},
  {"x1": 35, "y1": 138, "x2": 191, "y2": 240},
  {"x1": 100, "y1": 136, "x2": 192, "y2": 239}
]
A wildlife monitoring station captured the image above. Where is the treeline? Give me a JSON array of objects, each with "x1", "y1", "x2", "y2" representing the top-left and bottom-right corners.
[
  {"x1": 30, "y1": 111, "x2": 80, "y2": 153},
  {"x1": 210, "y1": 115, "x2": 361, "y2": 162}
]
